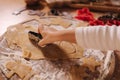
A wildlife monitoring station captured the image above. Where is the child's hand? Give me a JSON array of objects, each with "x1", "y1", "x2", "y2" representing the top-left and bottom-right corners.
[
  {"x1": 38, "y1": 25, "x2": 76, "y2": 47},
  {"x1": 38, "y1": 25, "x2": 60, "y2": 46}
]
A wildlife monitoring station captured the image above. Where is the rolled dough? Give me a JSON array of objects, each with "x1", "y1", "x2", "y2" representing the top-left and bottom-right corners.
[{"x1": 5, "y1": 24, "x2": 83, "y2": 59}]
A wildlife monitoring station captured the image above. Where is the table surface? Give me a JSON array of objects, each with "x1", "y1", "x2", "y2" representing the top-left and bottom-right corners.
[{"x1": 0, "y1": 0, "x2": 40, "y2": 36}]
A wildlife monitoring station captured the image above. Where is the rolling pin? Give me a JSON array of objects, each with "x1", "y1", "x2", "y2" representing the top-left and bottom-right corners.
[
  {"x1": 68, "y1": 3, "x2": 120, "y2": 13},
  {"x1": 45, "y1": 0, "x2": 120, "y2": 13}
]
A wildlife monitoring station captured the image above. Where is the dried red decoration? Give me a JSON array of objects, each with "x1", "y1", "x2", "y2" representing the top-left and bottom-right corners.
[
  {"x1": 75, "y1": 8, "x2": 120, "y2": 26},
  {"x1": 106, "y1": 20, "x2": 120, "y2": 26},
  {"x1": 75, "y1": 8, "x2": 95, "y2": 22},
  {"x1": 117, "y1": 21, "x2": 120, "y2": 26},
  {"x1": 89, "y1": 20, "x2": 104, "y2": 26}
]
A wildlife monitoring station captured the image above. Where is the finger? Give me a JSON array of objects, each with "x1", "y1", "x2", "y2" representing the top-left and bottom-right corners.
[
  {"x1": 40, "y1": 31, "x2": 47, "y2": 37},
  {"x1": 38, "y1": 39, "x2": 47, "y2": 47},
  {"x1": 38, "y1": 24, "x2": 44, "y2": 33}
]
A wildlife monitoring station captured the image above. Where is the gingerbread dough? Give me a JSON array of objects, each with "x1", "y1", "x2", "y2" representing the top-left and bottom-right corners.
[
  {"x1": 39, "y1": 17, "x2": 72, "y2": 28},
  {"x1": 5, "y1": 24, "x2": 83, "y2": 59},
  {"x1": 50, "y1": 17, "x2": 72, "y2": 28}
]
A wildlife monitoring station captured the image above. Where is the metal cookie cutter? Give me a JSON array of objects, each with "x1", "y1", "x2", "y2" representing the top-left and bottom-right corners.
[{"x1": 28, "y1": 31, "x2": 42, "y2": 43}]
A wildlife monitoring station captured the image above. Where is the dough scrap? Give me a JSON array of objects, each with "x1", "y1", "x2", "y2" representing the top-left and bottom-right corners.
[
  {"x1": 5, "y1": 24, "x2": 83, "y2": 59},
  {"x1": 6, "y1": 61, "x2": 33, "y2": 80}
]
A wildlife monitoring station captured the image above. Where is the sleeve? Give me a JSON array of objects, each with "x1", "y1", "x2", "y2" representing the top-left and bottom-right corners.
[{"x1": 75, "y1": 25, "x2": 120, "y2": 51}]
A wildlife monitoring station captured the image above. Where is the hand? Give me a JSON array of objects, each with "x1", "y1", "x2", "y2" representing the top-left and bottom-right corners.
[
  {"x1": 38, "y1": 25, "x2": 60, "y2": 46},
  {"x1": 38, "y1": 25, "x2": 76, "y2": 47}
]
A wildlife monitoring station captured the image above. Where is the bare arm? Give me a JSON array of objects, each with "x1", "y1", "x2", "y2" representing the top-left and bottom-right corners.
[{"x1": 38, "y1": 26, "x2": 76, "y2": 46}]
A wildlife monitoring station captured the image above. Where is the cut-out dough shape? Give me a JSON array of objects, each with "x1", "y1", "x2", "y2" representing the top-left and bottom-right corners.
[
  {"x1": 59, "y1": 41, "x2": 76, "y2": 54},
  {"x1": 6, "y1": 61, "x2": 34, "y2": 80},
  {"x1": 5, "y1": 24, "x2": 83, "y2": 59}
]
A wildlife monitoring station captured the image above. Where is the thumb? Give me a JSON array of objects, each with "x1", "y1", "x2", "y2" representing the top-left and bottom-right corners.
[{"x1": 38, "y1": 39, "x2": 47, "y2": 47}]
